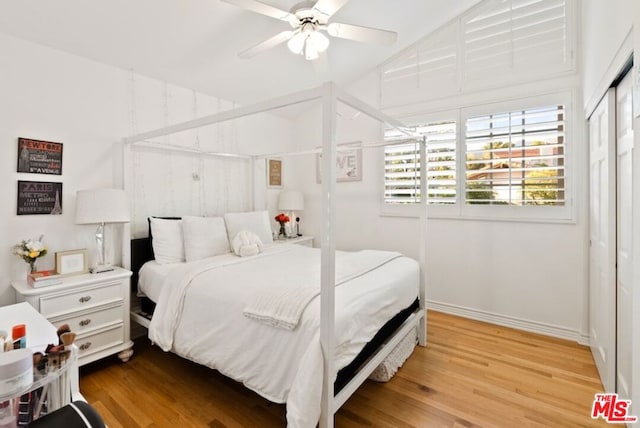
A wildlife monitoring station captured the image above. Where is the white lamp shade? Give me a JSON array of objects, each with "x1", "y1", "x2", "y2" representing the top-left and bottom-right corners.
[
  {"x1": 278, "y1": 191, "x2": 304, "y2": 211},
  {"x1": 75, "y1": 189, "x2": 130, "y2": 224}
]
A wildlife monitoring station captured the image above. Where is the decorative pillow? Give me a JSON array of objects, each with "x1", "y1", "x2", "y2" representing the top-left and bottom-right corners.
[
  {"x1": 232, "y1": 230, "x2": 264, "y2": 257},
  {"x1": 182, "y1": 216, "x2": 230, "y2": 262},
  {"x1": 224, "y1": 210, "x2": 273, "y2": 245},
  {"x1": 149, "y1": 217, "x2": 185, "y2": 264}
]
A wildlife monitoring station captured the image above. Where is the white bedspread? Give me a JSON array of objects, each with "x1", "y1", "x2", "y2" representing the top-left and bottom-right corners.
[
  {"x1": 243, "y1": 250, "x2": 402, "y2": 330},
  {"x1": 147, "y1": 244, "x2": 418, "y2": 428}
]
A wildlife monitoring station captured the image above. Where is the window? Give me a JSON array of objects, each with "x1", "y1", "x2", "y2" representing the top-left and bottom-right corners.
[
  {"x1": 382, "y1": 95, "x2": 572, "y2": 221},
  {"x1": 384, "y1": 121, "x2": 456, "y2": 205},
  {"x1": 465, "y1": 105, "x2": 565, "y2": 206}
]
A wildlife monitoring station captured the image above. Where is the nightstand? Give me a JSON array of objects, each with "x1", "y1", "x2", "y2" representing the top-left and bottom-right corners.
[
  {"x1": 12, "y1": 267, "x2": 133, "y2": 367},
  {"x1": 273, "y1": 235, "x2": 314, "y2": 247}
]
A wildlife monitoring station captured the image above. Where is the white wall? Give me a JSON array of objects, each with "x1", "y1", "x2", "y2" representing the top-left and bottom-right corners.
[
  {"x1": 0, "y1": 34, "x2": 293, "y2": 306},
  {"x1": 582, "y1": 0, "x2": 634, "y2": 110},
  {"x1": 293, "y1": 69, "x2": 589, "y2": 342}
]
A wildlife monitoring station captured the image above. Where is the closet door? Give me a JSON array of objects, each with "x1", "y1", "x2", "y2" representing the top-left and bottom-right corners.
[
  {"x1": 616, "y1": 71, "x2": 633, "y2": 400},
  {"x1": 589, "y1": 88, "x2": 617, "y2": 393}
]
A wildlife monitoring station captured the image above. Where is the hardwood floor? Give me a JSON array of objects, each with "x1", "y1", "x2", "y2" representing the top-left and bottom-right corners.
[{"x1": 80, "y1": 311, "x2": 608, "y2": 427}]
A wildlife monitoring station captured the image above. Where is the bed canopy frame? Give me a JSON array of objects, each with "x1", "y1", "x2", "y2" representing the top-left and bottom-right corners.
[{"x1": 120, "y1": 82, "x2": 428, "y2": 428}]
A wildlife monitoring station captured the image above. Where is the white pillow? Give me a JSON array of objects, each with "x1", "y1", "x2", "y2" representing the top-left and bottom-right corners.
[
  {"x1": 224, "y1": 210, "x2": 273, "y2": 245},
  {"x1": 232, "y1": 230, "x2": 263, "y2": 257},
  {"x1": 150, "y1": 217, "x2": 185, "y2": 264},
  {"x1": 183, "y1": 216, "x2": 230, "y2": 262}
]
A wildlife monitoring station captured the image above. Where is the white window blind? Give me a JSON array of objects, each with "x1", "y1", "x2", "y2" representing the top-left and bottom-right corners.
[
  {"x1": 381, "y1": 24, "x2": 458, "y2": 107},
  {"x1": 465, "y1": 104, "x2": 565, "y2": 205},
  {"x1": 380, "y1": 0, "x2": 572, "y2": 107},
  {"x1": 462, "y1": 0, "x2": 569, "y2": 85},
  {"x1": 384, "y1": 121, "x2": 457, "y2": 205}
]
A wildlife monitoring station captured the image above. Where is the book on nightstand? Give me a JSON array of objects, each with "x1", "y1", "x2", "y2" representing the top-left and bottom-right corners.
[{"x1": 27, "y1": 269, "x2": 62, "y2": 287}]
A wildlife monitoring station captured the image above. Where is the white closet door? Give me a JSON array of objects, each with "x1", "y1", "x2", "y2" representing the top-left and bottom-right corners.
[
  {"x1": 589, "y1": 88, "x2": 617, "y2": 393},
  {"x1": 616, "y1": 71, "x2": 634, "y2": 400}
]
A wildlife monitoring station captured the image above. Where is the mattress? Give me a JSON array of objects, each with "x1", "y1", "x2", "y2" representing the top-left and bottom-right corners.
[{"x1": 143, "y1": 243, "x2": 419, "y2": 428}]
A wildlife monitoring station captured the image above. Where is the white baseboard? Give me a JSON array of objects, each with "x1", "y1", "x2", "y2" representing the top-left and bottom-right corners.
[{"x1": 427, "y1": 300, "x2": 585, "y2": 344}]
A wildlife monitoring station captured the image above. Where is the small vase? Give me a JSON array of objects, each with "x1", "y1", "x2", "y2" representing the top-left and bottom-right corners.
[
  {"x1": 28, "y1": 260, "x2": 36, "y2": 273},
  {"x1": 279, "y1": 223, "x2": 286, "y2": 239}
]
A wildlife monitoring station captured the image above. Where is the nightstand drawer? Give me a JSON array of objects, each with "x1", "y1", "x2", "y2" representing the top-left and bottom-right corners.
[
  {"x1": 76, "y1": 324, "x2": 124, "y2": 359},
  {"x1": 39, "y1": 282, "x2": 123, "y2": 318},
  {"x1": 49, "y1": 304, "x2": 124, "y2": 335}
]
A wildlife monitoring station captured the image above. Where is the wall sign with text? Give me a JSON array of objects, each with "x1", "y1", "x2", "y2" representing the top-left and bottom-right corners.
[
  {"x1": 316, "y1": 149, "x2": 362, "y2": 183},
  {"x1": 17, "y1": 181, "x2": 63, "y2": 215},
  {"x1": 17, "y1": 138, "x2": 63, "y2": 175}
]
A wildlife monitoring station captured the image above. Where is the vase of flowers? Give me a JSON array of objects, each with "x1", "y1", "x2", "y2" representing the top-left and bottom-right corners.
[
  {"x1": 274, "y1": 213, "x2": 290, "y2": 239},
  {"x1": 13, "y1": 236, "x2": 47, "y2": 274}
]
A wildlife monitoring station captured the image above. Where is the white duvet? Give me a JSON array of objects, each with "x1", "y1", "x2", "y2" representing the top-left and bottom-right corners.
[{"x1": 147, "y1": 244, "x2": 418, "y2": 427}]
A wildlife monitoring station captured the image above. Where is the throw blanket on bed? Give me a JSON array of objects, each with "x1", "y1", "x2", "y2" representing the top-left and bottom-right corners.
[{"x1": 243, "y1": 250, "x2": 403, "y2": 330}]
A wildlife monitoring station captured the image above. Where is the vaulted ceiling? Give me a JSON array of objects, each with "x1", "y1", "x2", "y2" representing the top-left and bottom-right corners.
[{"x1": 0, "y1": 0, "x2": 479, "y2": 106}]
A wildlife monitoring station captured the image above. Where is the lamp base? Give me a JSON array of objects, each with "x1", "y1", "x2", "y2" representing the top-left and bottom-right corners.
[{"x1": 90, "y1": 264, "x2": 115, "y2": 274}]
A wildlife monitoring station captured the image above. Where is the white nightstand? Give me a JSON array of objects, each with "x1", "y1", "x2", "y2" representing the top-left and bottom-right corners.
[
  {"x1": 273, "y1": 235, "x2": 314, "y2": 247},
  {"x1": 12, "y1": 267, "x2": 134, "y2": 367}
]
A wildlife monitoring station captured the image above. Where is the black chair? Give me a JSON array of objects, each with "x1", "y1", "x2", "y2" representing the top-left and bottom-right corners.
[{"x1": 29, "y1": 401, "x2": 105, "y2": 428}]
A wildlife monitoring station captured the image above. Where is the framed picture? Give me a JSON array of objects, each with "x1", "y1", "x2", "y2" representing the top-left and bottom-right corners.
[
  {"x1": 316, "y1": 149, "x2": 362, "y2": 183},
  {"x1": 17, "y1": 181, "x2": 63, "y2": 215},
  {"x1": 55, "y1": 249, "x2": 89, "y2": 276},
  {"x1": 17, "y1": 138, "x2": 63, "y2": 175},
  {"x1": 267, "y1": 158, "x2": 283, "y2": 188}
]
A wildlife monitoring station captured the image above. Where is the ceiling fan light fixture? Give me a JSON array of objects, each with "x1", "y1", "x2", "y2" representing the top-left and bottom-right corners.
[
  {"x1": 287, "y1": 32, "x2": 306, "y2": 54},
  {"x1": 309, "y1": 31, "x2": 329, "y2": 52}
]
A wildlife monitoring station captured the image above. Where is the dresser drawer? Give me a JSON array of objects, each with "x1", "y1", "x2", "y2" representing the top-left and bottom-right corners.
[
  {"x1": 76, "y1": 324, "x2": 124, "y2": 360},
  {"x1": 49, "y1": 304, "x2": 123, "y2": 335},
  {"x1": 39, "y1": 281, "x2": 123, "y2": 318}
]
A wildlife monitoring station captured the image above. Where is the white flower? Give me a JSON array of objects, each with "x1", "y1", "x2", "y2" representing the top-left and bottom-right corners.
[{"x1": 26, "y1": 240, "x2": 44, "y2": 251}]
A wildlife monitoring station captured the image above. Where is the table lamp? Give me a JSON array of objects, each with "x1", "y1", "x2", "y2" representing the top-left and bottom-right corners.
[
  {"x1": 278, "y1": 190, "x2": 304, "y2": 237},
  {"x1": 75, "y1": 189, "x2": 130, "y2": 273}
]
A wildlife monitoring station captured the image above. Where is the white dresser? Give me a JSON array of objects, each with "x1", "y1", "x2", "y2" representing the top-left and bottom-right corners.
[{"x1": 12, "y1": 267, "x2": 133, "y2": 367}]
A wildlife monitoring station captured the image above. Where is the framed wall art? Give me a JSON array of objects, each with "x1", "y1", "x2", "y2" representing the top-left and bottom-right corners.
[
  {"x1": 316, "y1": 149, "x2": 362, "y2": 183},
  {"x1": 266, "y1": 158, "x2": 283, "y2": 188},
  {"x1": 17, "y1": 181, "x2": 63, "y2": 215},
  {"x1": 17, "y1": 138, "x2": 63, "y2": 175}
]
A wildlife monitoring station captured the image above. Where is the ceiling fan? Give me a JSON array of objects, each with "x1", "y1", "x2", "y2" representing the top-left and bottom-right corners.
[{"x1": 221, "y1": 0, "x2": 398, "y2": 61}]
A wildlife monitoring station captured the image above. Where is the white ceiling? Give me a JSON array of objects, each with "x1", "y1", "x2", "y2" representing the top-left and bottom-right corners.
[{"x1": 0, "y1": 0, "x2": 479, "y2": 107}]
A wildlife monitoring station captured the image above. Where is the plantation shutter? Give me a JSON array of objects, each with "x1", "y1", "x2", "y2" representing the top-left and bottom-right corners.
[
  {"x1": 380, "y1": 0, "x2": 572, "y2": 107},
  {"x1": 384, "y1": 121, "x2": 457, "y2": 205},
  {"x1": 465, "y1": 105, "x2": 565, "y2": 205},
  {"x1": 462, "y1": 0, "x2": 569, "y2": 86},
  {"x1": 381, "y1": 24, "x2": 458, "y2": 107}
]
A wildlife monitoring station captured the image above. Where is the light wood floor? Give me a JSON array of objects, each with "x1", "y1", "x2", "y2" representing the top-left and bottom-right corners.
[{"x1": 80, "y1": 311, "x2": 607, "y2": 427}]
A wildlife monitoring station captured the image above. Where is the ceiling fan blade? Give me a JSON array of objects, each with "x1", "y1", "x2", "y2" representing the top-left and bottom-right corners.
[
  {"x1": 327, "y1": 22, "x2": 397, "y2": 45},
  {"x1": 238, "y1": 30, "x2": 294, "y2": 58},
  {"x1": 312, "y1": 52, "x2": 329, "y2": 73},
  {"x1": 312, "y1": 0, "x2": 350, "y2": 18},
  {"x1": 221, "y1": 0, "x2": 296, "y2": 23}
]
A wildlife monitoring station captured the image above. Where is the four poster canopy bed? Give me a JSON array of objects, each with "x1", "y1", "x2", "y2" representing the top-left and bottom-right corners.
[{"x1": 120, "y1": 82, "x2": 428, "y2": 428}]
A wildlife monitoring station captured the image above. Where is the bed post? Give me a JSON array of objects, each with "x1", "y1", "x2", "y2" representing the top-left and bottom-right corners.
[
  {"x1": 319, "y1": 82, "x2": 337, "y2": 428},
  {"x1": 418, "y1": 135, "x2": 428, "y2": 346},
  {"x1": 121, "y1": 140, "x2": 132, "y2": 270}
]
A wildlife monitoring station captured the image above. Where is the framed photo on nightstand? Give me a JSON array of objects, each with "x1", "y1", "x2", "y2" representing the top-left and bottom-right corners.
[{"x1": 55, "y1": 249, "x2": 89, "y2": 276}]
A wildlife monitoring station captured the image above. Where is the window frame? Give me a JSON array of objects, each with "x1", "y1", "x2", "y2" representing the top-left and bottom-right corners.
[{"x1": 381, "y1": 91, "x2": 575, "y2": 223}]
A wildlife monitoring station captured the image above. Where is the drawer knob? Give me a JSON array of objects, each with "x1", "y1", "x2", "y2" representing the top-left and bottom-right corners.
[
  {"x1": 79, "y1": 296, "x2": 92, "y2": 303},
  {"x1": 79, "y1": 342, "x2": 92, "y2": 351},
  {"x1": 79, "y1": 319, "x2": 92, "y2": 327}
]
